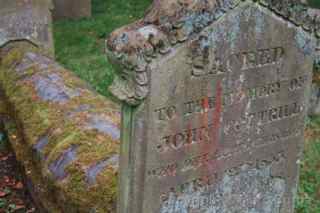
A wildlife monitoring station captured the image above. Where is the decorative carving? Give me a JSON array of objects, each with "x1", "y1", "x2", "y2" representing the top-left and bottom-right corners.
[{"x1": 107, "y1": 0, "x2": 320, "y2": 106}]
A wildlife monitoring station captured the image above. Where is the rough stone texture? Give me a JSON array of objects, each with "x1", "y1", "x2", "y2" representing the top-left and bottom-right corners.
[
  {"x1": 0, "y1": 0, "x2": 54, "y2": 57},
  {"x1": 107, "y1": 0, "x2": 318, "y2": 212},
  {"x1": 0, "y1": 42, "x2": 120, "y2": 212},
  {"x1": 309, "y1": 83, "x2": 320, "y2": 115},
  {"x1": 107, "y1": 0, "x2": 320, "y2": 106},
  {"x1": 160, "y1": 164, "x2": 286, "y2": 213},
  {"x1": 52, "y1": 0, "x2": 91, "y2": 21}
]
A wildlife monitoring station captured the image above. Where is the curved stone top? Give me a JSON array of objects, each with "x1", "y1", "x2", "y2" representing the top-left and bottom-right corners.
[
  {"x1": 107, "y1": 0, "x2": 320, "y2": 106},
  {"x1": 0, "y1": 0, "x2": 54, "y2": 56},
  {"x1": 0, "y1": 42, "x2": 121, "y2": 212}
]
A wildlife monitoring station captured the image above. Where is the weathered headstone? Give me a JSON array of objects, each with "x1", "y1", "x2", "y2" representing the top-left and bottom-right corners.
[
  {"x1": 108, "y1": 1, "x2": 319, "y2": 212},
  {"x1": 52, "y1": 0, "x2": 91, "y2": 21},
  {"x1": 0, "y1": 0, "x2": 54, "y2": 56}
]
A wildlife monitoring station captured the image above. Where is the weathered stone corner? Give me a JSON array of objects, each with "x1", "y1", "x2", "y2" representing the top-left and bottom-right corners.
[
  {"x1": 106, "y1": 0, "x2": 320, "y2": 106},
  {"x1": 0, "y1": 41, "x2": 120, "y2": 212}
]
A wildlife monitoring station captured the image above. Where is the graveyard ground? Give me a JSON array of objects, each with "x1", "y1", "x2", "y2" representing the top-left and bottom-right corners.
[
  {"x1": 0, "y1": 0, "x2": 319, "y2": 212},
  {"x1": 53, "y1": 0, "x2": 152, "y2": 97}
]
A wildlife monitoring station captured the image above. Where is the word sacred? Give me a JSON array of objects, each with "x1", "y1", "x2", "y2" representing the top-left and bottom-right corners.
[{"x1": 191, "y1": 47, "x2": 284, "y2": 77}]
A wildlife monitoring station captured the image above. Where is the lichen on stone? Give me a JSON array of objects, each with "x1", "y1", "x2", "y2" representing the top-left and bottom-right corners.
[
  {"x1": 0, "y1": 41, "x2": 121, "y2": 212},
  {"x1": 107, "y1": 0, "x2": 320, "y2": 106}
]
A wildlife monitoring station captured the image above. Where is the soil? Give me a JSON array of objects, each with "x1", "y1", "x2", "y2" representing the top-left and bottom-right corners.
[{"x1": 0, "y1": 136, "x2": 38, "y2": 213}]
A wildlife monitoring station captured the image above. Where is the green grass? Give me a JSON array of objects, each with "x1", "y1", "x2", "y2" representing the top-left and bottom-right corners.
[
  {"x1": 53, "y1": 0, "x2": 152, "y2": 96},
  {"x1": 309, "y1": 0, "x2": 320, "y2": 8},
  {"x1": 296, "y1": 116, "x2": 320, "y2": 213},
  {"x1": 54, "y1": 1, "x2": 320, "y2": 212},
  {"x1": 54, "y1": 0, "x2": 320, "y2": 97}
]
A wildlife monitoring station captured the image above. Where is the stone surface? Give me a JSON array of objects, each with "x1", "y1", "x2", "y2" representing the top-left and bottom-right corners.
[
  {"x1": 0, "y1": 42, "x2": 120, "y2": 212},
  {"x1": 0, "y1": 0, "x2": 54, "y2": 56},
  {"x1": 309, "y1": 82, "x2": 320, "y2": 115},
  {"x1": 52, "y1": 0, "x2": 91, "y2": 21},
  {"x1": 107, "y1": 1, "x2": 318, "y2": 213}
]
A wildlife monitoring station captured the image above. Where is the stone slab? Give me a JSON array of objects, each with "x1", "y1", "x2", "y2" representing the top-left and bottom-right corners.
[
  {"x1": 107, "y1": 1, "x2": 318, "y2": 213},
  {"x1": 0, "y1": 42, "x2": 120, "y2": 212},
  {"x1": 52, "y1": 0, "x2": 91, "y2": 21}
]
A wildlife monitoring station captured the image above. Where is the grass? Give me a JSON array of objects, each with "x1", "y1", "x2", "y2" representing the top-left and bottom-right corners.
[
  {"x1": 53, "y1": 0, "x2": 320, "y2": 212},
  {"x1": 53, "y1": 0, "x2": 152, "y2": 96},
  {"x1": 309, "y1": 0, "x2": 320, "y2": 8},
  {"x1": 296, "y1": 116, "x2": 320, "y2": 213}
]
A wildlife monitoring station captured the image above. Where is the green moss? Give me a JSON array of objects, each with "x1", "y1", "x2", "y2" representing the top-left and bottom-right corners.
[
  {"x1": 0, "y1": 42, "x2": 120, "y2": 212},
  {"x1": 3, "y1": 117, "x2": 62, "y2": 213},
  {"x1": 58, "y1": 165, "x2": 118, "y2": 212}
]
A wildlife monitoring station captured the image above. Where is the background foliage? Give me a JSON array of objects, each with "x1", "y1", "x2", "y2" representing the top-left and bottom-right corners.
[
  {"x1": 54, "y1": 0, "x2": 152, "y2": 96},
  {"x1": 309, "y1": 0, "x2": 320, "y2": 8}
]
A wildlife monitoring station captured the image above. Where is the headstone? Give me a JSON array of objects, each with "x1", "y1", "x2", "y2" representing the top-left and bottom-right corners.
[
  {"x1": 107, "y1": 1, "x2": 319, "y2": 213},
  {"x1": 52, "y1": 0, "x2": 91, "y2": 21},
  {"x1": 0, "y1": 0, "x2": 54, "y2": 57}
]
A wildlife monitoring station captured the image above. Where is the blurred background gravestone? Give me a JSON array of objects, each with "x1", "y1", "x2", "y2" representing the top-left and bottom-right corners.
[
  {"x1": 0, "y1": 0, "x2": 54, "y2": 56},
  {"x1": 52, "y1": 0, "x2": 91, "y2": 21}
]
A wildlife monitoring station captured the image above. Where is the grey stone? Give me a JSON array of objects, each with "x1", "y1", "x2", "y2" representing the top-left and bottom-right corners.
[
  {"x1": 34, "y1": 135, "x2": 50, "y2": 154},
  {"x1": 86, "y1": 155, "x2": 119, "y2": 185},
  {"x1": 0, "y1": 0, "x2": 54, "y2": 56},
  {"x1": 107, "y1": 1, "x2": 318, "y2": 213},
  {"x1": 52, "y1": 0, "x2": 91, "y2": 21},
  {"x1": 85, "y1": 114, "x2": 121, "y2": 140},
  {"x1": 49, "y1": 145, "x2": 78, "y2": 180}
]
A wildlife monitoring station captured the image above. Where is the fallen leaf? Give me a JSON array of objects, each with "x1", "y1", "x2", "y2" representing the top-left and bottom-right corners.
[
  {"x1": 0, "y1": 191, "x2": 7, "y2": 197},
  {"x1": 3, "y1": 188, "x2": 11, "y2": 195},
  {"x1": 13, "y1": 182, "x2": 23, "y2": 190},
  {"x1": 12, "y1": 198, "x2": 24, "y2": 205},
  {"x1": 3, "y1": 176, "x2": 9, "y2": 183},
  {"x1": 0, "y1": 156, "x2": 8, "y2": 161},
  {"x1": 15, "y1": 204, "x2": 26, "y2": 210}
]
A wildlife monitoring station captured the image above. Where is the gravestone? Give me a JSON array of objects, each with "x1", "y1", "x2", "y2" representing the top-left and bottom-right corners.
[
  {"x1": 107, "y1": 0, "x2": 319, "y2": 213},
  {"x1": 52, "y1": 0, "x2": 91, "y2": 21},
  {"x1": 0, "y1": 0, "x2": 54, "y2": 56}
]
